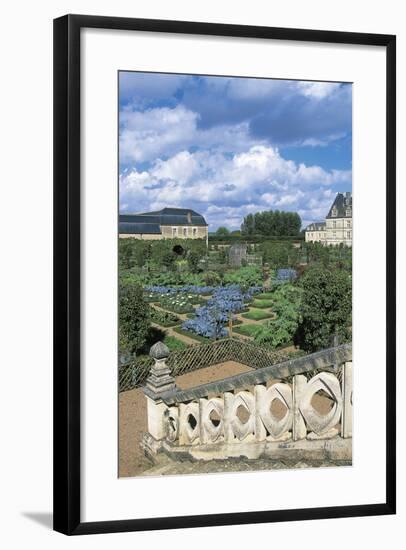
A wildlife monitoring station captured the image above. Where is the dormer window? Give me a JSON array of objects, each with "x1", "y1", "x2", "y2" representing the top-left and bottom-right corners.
[
  {"x1": 346, "y1": 208, "x2": 351, "y2": 217},
  {"x1": 331, "y1": 207, "x2": 337, "y2": 217}
]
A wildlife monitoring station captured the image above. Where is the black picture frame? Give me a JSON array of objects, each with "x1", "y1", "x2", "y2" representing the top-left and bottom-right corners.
[{"x1": 53, "y1": 14, "x2": 396, "y2": 535}]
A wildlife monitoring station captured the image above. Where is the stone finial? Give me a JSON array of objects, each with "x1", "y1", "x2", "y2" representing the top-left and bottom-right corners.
[
  {"x1": 150, "y1": 341, "x2": 170, "y2": 360},
  {"x1": 144, "y1": 341, "x2": 176, "y2": 399}
]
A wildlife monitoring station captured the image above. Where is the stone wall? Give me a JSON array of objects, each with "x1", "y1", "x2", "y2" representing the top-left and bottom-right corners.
[{"x1": 141, "y1": 342, "x2": 352, "y2": 464}]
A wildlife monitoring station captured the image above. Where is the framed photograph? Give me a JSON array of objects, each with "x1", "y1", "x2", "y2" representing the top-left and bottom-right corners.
[{"x1": 53, "y1": 14, "x2": 396, "y2": 535}]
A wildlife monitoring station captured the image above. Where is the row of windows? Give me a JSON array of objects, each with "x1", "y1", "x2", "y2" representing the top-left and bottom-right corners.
[
  {"x1": 172, "y1": 227, "x2": 198, "y2": 237},
  {"x1": 331, "y1": 220, "x2": 352, "y2": 228},
  {"x1": 308, "y1": 231, "x2": 352, "y2": 239},
  {"x1": 331, "y1": 208, "x2": 352, "y2": 217}
]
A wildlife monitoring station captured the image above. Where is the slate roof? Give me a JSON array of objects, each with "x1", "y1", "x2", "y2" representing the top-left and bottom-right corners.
[
  {"x1": 306, "y1": 222, "x2": 326, "y2": 231},
  {"x1": 119, "y1": 207, "x2": 207, "y2": 235},
  {"x1": 326, "y1": 192, "x2": 352, "y2": 219},
  {"x1": 119, "y1": 222, "x2": 161, "y2": 235}
]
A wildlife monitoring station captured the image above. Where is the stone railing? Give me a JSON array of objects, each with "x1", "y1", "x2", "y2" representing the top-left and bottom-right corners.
[{"x1": 141, "y1": 341, "x2": 352, "y2": 464}]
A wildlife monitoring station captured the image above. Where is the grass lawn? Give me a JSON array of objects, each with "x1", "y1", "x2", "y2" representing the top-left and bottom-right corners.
[
  {"x1": 232, "y1": 324, "x2": 261, "y2": 337},
  {"x1": 252, "y1": 298, "x2": 273, "y2": 309},
  {"x1": 241, "y1": 308, "x2": 274, "y2": 320},
  {"x1": 163, "y1": 335, "x2": 187, "y2": 351},
  {"x1": 172, "y1": 326, "x2": 211, "y2": 343},
  {"x1": 255, "y1": 292, "x2": 274, "y2": 300}
]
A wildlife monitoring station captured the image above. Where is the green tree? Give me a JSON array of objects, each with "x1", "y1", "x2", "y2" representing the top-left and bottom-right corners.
[
  {"x1": 119, "y1": 283, "x2": 150, "y2": 355},
  {"x1": 216, "y1": 226, "x2": 230, "y2": 236},
  {"x1": 241, "y1": 210, "x2": 301, "y2": 237},
  {"x1": 187, "y1": 250, "x2": 201, "y2": 273},
  {"x1": 295, "y1": 266, "x2": 352, "y2": 352},
  {"x1": 241, "y1": 213, "x2": 255, "y2": 235}
]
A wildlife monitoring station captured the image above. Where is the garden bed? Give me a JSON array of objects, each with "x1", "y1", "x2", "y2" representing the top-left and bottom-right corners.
[
  {"x1": 251, "y1": 298, "x2": 273, "y2": 309},
  {"x1": 158, "y1": 296, "x2": 195, "y2": 314},
  {"x1": 172, "y1": 326, "x2": 212, "y2": 343},
  {"x1": 232, "y1": 324, "x2": 261, "y2": 337},
  {"x1": 241, "y1": 308, "x2": 274, "y2": 320},
  {"x1": 150, "y1": 307, "x2": 181, "y2": 327}
]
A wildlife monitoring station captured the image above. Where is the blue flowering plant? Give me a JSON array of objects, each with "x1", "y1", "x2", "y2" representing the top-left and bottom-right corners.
[
  {"x1": 181, "y1": 284, "x2": 263, "y2": 339},
  {"x1": 182, "y1": 306, "x2": 228, "y2": 339},
  {"x1": 273, "y1": 268, "x2": 297, "y2": 285}
]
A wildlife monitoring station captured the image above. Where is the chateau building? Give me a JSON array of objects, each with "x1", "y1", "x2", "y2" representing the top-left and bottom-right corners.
[
  {"x1": 305, "y1": 192, "x2": 352, "y2": 246},
  {"x1": 119, "y1": 207, "x2": 208, "y2": 244}
]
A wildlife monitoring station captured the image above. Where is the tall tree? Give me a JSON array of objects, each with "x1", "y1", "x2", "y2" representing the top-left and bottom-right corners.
[
  {"x1": 216, "y1": 226, "x2": 230, "y2": 236},
  {"x1": 295, "y1": 266, "x2": 352, "y2": 352},
  {"x1": 241, "y1": 210, "x2": 301, "y2": 237},
  {"x1": 119, "y1": 283, "x2": 150, "y2": 355}
]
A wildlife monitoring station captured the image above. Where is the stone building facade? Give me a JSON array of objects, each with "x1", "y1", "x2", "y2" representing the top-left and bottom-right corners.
[
  {"x1": 119, "y1": 207, "x2": 208, "y2": 245},
  {"x1": 305, "y1": 192, "x2": 352, "y2": 247}
]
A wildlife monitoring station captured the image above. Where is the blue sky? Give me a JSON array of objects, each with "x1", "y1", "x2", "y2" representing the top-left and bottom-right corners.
[{"x1": 119, "y1": 72, "x2": 352, "y2": 229}]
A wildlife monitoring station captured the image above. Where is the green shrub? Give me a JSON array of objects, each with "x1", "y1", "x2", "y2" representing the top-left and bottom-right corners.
[{"x1": 254, "y1": 283, "x2": 303, "y2": 349}]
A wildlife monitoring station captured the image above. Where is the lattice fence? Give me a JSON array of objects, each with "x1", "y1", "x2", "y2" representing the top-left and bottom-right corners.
[{"x1": 119, "y1": 338, "x2": 292, "y2": 393}]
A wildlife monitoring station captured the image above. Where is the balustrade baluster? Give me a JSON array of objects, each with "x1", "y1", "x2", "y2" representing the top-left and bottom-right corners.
[
  {"x1": 341, "y1": 361, "x2": 353, "y2": 438},
  {"x1": 293, "y1": 374, "x2": 307, "y2": 440}
]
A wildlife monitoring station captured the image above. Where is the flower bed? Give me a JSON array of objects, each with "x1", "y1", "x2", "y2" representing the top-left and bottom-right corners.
[
  {"x1": 144, "y1": 284, "x2": 214, "y2": 296},
  {"x1": 181, "y1": 285, "x2": 262, "y2": 339},
  {"x1": 159, "y1": 294, "x2": 195, "y2": 314},
  {"x1": 181, "y1": 306, "x2": 229, "y2": 339}
]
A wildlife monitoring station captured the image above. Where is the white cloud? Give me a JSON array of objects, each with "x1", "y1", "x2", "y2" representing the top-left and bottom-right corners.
[
  {"x1": 297, "y1": 82, "x2": 341, "y2": 99},
  {"x1": 120, "y1": 145, "x2": 351, "y2": 229},
  {"x1": 119, "y1": 105, "x2": 262, "y2": 165}
]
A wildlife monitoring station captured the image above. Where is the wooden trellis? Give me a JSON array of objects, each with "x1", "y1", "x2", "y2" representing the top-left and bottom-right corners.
[{"x1": 119, "y1": 338, "x2": 292, "y2": 393}]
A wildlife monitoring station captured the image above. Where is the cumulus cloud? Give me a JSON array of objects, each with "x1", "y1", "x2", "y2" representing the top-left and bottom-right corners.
[
  {"x1": 120, "y1": 145, "x2": 351, "y2": 229},
  {"x1": 297, "y1": 81, "x2": 341, "y2": 99},
  {"x1": 120, "y1": 104, "x2": 262, "y2": 165},
  {"x1": 118, "y1": 72, "x2": 352, "y2": 230}
]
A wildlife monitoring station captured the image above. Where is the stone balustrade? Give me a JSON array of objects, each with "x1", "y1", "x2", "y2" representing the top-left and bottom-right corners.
[{"x1": 142, "y1": 341, "x2": 352, "y2": 464}]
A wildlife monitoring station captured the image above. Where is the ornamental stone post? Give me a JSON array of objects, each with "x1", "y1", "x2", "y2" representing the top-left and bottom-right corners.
[
  {"x1": 145, "y1": 341, "x2": 176, "y2": 396},
  {"x1": 143, "y1": 341, "x2": 176, "y2": 442}
]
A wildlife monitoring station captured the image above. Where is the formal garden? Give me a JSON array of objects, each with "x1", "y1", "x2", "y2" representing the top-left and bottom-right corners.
[{"x1": 119, "y1": 235, "x2": 352, "y2": 375}]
